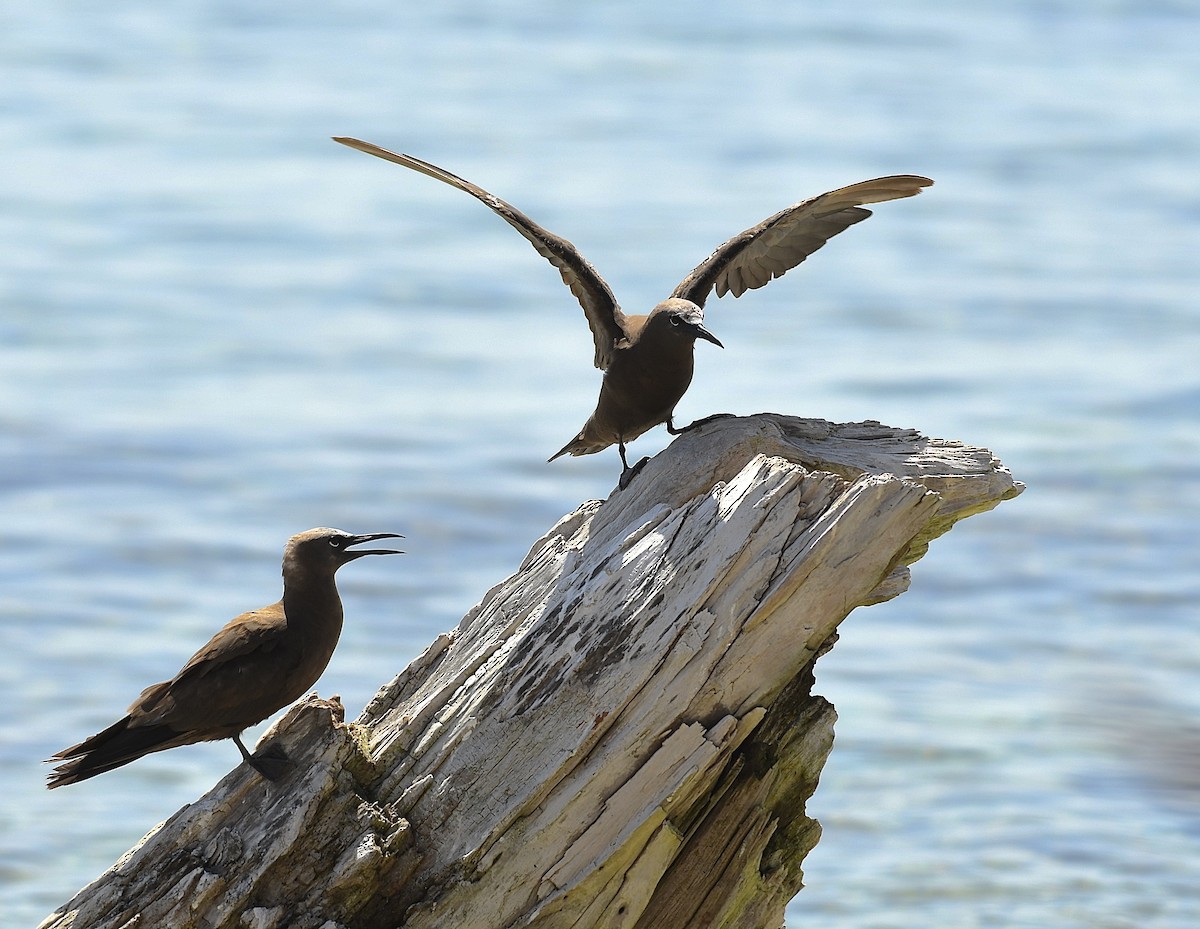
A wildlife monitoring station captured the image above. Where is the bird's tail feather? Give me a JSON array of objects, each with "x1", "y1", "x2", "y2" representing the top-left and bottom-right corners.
[
  {"x1": 548, "y1": 432, "x2": 609, "y2": 461},
  {"x1": 46, "y1": 718, "x2": 185, "y2": 788},
  {"x1": 547, "y1": 439, "x2": 577, "y2": 462}
]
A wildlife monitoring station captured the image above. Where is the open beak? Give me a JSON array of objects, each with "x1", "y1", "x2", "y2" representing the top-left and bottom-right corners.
[{"x1": 344, "y1": 532, "x2": 405, "y2": 559}]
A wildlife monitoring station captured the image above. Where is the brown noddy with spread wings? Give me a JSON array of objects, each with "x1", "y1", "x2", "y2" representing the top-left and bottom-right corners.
[
  {"x1": 46, "y1": 528, "x2": 403, "y2": 788},
  {"x1": 335, "y1": 137, "x2": 931, "y2": 486}
]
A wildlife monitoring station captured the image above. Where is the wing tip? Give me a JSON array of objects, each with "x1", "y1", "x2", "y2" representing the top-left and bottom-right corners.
[{"x1": 865, "y1": 174, "x2": 935, "y2": 200}]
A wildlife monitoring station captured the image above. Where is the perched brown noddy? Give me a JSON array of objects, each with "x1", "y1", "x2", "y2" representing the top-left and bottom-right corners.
[
  {"x1": 334, "y1": 136, "x2": 932, "y2": 486},
  {"x1": 46, "y1": 528, "x2": 402, "y2": 788}
]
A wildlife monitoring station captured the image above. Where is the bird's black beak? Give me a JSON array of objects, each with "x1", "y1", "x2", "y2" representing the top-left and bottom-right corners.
[
  {"x1": 675, "y1": 308, "x2": 724, "y2": 349},
  {"x1": 688, "y1": 321, "x2": 724, "y2": 349},
  {"x1": 343, "y1": 532, "x2": 405, "y2": 559}
]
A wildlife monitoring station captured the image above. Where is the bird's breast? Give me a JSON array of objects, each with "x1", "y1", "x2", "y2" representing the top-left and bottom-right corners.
[{"x1": 612, "y1": 342, "x2": 695, "y2": 404}]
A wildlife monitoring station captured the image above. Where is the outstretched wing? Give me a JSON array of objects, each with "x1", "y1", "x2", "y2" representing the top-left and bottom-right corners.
[
  {"x1": 335, "y1": 137, "x2": 628, "y2": 370},
  {"x1": 672, "y1": 175, "x2": 933, "y2": 306}
]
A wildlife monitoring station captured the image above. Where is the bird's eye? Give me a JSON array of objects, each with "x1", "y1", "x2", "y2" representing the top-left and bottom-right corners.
[
  {"x1": 670, "y1": 315, "x2": 682, "y2": 327},
  {"x1": 329, "y1": 537, "x2": 344, "y2": 549}
]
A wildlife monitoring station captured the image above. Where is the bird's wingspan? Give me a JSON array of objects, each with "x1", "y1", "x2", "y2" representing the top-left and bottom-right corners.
[
  {"x1": 334, "y1": 137, "x2": 628, "y2": 370},
  {"x1": 671, "y1": 175, "x2": 933, "y2": 306}
]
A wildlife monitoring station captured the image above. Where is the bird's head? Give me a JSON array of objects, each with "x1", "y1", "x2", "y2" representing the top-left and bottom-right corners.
[
  {"x1": 283, "y1": 528, "x2": 404, "y2": 577},
  {"x1": 650, "y1": 298, "x2": 724, "y2": 348}
]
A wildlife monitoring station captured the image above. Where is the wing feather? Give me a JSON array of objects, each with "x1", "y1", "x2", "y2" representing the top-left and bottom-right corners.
[
  {"x1": 673, "y1": 175, "x2": 932, "y2": 305},
  {"x1": 128, "y1": 605, "x2": 287, "y2": 725},
  {"x1": 335, "y1": 137, "x2": 627, "y2": 370}
]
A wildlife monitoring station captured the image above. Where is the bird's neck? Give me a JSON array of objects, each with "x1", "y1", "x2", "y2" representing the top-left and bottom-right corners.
[
  {"x1": 281, "y1": 567, "x2": 345, "y2": 639},
  {"x1": 633, "y1": 323, "x2": 696, "y2": 366}
]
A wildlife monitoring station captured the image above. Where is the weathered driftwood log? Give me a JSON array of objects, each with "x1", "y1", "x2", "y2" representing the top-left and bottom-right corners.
[{"x1": 41, "y1": 414, "x2": 1022, "y2": 929}]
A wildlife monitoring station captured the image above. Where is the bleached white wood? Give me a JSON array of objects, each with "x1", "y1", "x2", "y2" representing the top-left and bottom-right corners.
[{"x1": 40, "y1": 414, "x2": 1022, "y2": 929}]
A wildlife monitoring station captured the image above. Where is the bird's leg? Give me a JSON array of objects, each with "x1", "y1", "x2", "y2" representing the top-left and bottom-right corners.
[
  {"x1": 233, "y1": 732, "x2": 255, "y2": 765},
  {"x1": 233, "y1": 732, "x2": 292, "y2": 782},
  {"x1": 668, "y1": 412, "x2": 735, "y2": 434},
  {"x1": 617, "y1": 439, "x2": 651, "y2": 490},
  {"x1": 617, "y1": 440, "x2": 636, "y2": 489}
]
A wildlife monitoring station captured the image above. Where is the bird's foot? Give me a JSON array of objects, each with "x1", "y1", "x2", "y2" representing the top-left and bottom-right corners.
[
  {"x1": 676, "y1": 412, "x2": 735, "y2": 433},
  {"x1": 618, "y1": 456, "x2": 651, "y2": 490},
  {"x1": 234, "y1": 732, "x2": 293, "y2": 782},
  {"x1": 247, "y1": 742, "x2": 293, "y2": 782}
]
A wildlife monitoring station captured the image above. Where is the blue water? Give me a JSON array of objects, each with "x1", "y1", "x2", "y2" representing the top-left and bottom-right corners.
[{"x1": 3, "y1": 3, "x2": 1198, "y2": 926}]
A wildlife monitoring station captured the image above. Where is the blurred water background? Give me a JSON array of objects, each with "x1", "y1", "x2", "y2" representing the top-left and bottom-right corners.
[{"x1": 2, "y1": 2, "x2": 1198, "y2": 926}]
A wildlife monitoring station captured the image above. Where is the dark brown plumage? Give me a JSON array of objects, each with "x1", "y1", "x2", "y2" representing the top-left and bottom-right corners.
[
  {"x1": 335, "y1": 136, "x2": 932, "y2": 485},
  {"x1": 46, "y1": 528, "x2": 402, "y2": 788}
]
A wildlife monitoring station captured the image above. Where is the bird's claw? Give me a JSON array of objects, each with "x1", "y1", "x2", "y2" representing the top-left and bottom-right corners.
[
  {"x1": 679, "y1": 412, "x2": 735, "y2": 433},
  {"x1": 247, "y1": 742, "x2": 293, "y2": 781},
  {"x1": 618, "y1": 456, "x2": 651, "y2": 490}
]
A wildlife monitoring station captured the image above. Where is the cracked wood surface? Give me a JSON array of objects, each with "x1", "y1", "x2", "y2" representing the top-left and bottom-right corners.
[{"x1": 40, "y1": 414, "x2": 1022, "y2": 929}]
